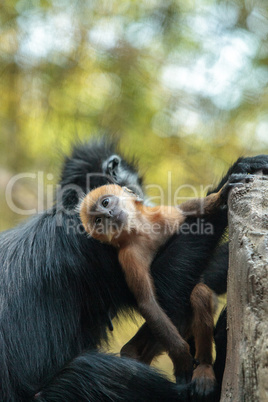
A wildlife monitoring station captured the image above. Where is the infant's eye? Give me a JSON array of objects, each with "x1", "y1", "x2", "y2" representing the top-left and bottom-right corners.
[
  {"x1": 102, "y1": 198, "x2": 109, "y2": 208},
  {"x1": 95, "y1": 217, "x2": 102, "y2": 224}
]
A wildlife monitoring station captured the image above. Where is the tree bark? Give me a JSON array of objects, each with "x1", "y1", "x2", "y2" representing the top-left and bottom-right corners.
[{"x1": 221, "y1": 176, "x2": 268, "y2": 402}]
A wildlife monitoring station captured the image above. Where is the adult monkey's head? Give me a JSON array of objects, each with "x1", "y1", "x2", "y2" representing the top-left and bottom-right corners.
[{"x1": 58, "y1": 137, "x2": 144, "y2": 209}]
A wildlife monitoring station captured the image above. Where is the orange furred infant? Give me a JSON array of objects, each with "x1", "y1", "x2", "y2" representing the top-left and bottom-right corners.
[{"x1": 80, "y1": 183, "x2": 229, "y2": 386}]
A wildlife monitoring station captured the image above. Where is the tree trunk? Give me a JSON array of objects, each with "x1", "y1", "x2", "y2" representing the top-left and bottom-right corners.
[{"x1": 220, "y1": 176, "x2": 268, "y2": 402}]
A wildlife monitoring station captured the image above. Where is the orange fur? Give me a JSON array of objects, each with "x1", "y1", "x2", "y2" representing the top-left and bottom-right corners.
[{"x1": 80, "y1": 183, "x2": 224, "y2": 381}]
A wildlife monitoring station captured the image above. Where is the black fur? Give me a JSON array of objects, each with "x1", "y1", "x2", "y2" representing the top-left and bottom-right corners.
[
  {"x1": 1, "y1": 138, "x2": 268, "y2": 401},
  {"x1": 202, "y1": 243, "x2": 229, "y2": 295},
  {"x1": 213, "y1": 308, "x2": 228, "y2": 400},
  {"x1": 36, "y1": 352, "x2": 189, "y2": 402}
]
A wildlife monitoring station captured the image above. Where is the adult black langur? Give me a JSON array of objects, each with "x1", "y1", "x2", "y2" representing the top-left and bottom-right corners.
[
  {"x1": 1, "y1": 137, "x2": 268, "y2": 401},
  {"x1": 0, "y1": 139, "x2": 186, "y2": 402}
]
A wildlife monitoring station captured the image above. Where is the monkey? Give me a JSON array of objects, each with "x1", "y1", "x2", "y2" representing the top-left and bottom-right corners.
[
  {"x1": 79, "y1": 181, "x2": 234, "y2": 384},
  {"x1": 0, "y1": 140, "x2": 184, "y2": 402}
]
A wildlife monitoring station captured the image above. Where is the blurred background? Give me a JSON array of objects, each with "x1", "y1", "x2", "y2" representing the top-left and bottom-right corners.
[{"x1": 0, "y1": 0, "x2": 267, "y2": 377}]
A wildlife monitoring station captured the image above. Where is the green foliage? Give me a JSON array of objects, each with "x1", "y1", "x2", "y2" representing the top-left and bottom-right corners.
[{"x1": 0, "y1": 0, "x2": 268, "y2": 229}]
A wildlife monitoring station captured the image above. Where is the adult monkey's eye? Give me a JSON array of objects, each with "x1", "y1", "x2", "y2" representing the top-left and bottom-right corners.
[
  {"x1": 102, "y1": 198, "x2": 109, "y2": 208},
  {"x1": 95, "y1": 217, "x2": 102, "y2": 224}
]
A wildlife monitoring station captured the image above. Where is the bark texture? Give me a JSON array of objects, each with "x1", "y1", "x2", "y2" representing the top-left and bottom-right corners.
[{"x1": 221, "y1": 177, "x2": 268, "y2": 402}]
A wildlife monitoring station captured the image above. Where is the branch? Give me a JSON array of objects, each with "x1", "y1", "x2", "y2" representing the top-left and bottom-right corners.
[{"x1": 221, "y1": 176, "x2": 268, "y2": 401}]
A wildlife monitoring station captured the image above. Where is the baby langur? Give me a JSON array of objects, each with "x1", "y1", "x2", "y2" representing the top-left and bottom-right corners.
[{"x1": 80, "y1": 183, "x2": 231, "y2": 384}]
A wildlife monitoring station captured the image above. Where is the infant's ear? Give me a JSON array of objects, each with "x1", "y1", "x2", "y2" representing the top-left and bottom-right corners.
[{"x1": 122, "y1": 187, "x2": 143, "y2": 203}]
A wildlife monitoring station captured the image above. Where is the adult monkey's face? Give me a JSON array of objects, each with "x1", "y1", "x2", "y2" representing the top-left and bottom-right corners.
[
  {"x1": 59, "y1": 138, "x2": 144, "y2": 209},
  {"x1": 102, "y1": 153, "x2": 143, "y2": 197}
]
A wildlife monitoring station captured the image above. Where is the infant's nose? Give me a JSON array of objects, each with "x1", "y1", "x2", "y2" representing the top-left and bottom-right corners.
[{"x1": 105, "y1": 210, "x2": 113, "y2": 218}]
